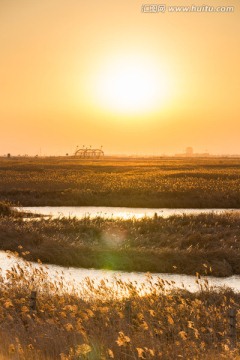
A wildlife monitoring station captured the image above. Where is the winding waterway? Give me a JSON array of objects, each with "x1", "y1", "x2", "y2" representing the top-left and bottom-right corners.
[
  {"x1": 20, "y1": 206, "x2": 240, "y2": 220},
  {"x1": 9, "y1": 206, "x2": 240, "y2": 295},
  {"x1": 1, "y1": 251, "x2": 240, "y2": 295}
]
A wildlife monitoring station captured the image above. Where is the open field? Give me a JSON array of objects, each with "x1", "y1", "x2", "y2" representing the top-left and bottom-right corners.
[
  {"x1": 0, "y1": 157, "x2": 240, "y2": 208},
  {"x1": 0, "y1": 255, "x2": 240, "y2": 360},
  {"x1": 1, "y1": 206, "x2": 240, "y2": 276}
]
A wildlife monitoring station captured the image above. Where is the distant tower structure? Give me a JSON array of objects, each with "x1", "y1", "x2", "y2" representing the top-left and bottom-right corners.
[
  {"x1": 74, "y1": 146, "x2": 104, "y2": 159},
  {"x1": 186, "y1": 147, "x2": 193, "y2": 157}
]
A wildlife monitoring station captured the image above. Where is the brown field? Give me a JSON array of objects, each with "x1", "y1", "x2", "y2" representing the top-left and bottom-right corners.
[{"x1": 0, "y1": 157, "x2": 240, "y2": 208}]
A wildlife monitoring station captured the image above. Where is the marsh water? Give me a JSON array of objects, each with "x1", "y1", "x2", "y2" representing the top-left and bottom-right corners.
[{"x1": 20, "y1": 206, "x2": 240, "y2": 220}]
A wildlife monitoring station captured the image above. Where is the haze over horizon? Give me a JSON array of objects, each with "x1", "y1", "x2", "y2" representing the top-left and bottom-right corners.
[{"x1": 0, "y1": 0, "x2": 239, "y2": 156}]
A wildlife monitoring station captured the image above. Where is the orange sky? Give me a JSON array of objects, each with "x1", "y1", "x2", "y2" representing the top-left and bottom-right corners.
[{"x1": 0, "y1": 0, "x2": 239, "y2": 155}]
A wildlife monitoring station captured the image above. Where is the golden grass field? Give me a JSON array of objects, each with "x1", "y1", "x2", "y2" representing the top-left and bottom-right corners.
[
  {"x1": 0, "y1": 157, "x2": 239, "y2": 208},
  {"x1": 0, "y1": 157, "x2": 240, "y2": 359},
  {"x1": 0, "y1": 252, "x2": 240, "y2": 360},
  {"x1": 0, "y1": 209, "x2": 240, "y2": 276}
]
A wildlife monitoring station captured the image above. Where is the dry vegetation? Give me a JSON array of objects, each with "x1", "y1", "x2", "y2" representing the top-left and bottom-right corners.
[
  {"x1": 0, "y1": 208, "x2": 240, "y2": 276},
  {"x1": 0, "y1": 157, "x2": 240, "y2": 208},
  {"x1": 0, "y1": 158, "x2": 240, "y2": 359},
  {"x1": 0, "y1": 253, "x2": 240, "y2": 360}
]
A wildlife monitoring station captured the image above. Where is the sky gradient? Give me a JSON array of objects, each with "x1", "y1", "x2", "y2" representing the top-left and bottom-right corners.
[{"x1": 0, "y1": 0, "x2": 239, "y2": 155}]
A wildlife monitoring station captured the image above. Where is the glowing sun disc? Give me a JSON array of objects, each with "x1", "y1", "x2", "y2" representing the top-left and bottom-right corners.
[{"x1": 94, "y1": 56, "x2": 172, "y2": 114}]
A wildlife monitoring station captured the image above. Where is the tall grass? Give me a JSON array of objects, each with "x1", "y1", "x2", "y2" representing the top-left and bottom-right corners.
[
  {"x1": 0, "y1": 252, "x2": 239, "y2": 359},
  {"x1": 0, "y1": 212, "x2": 240, "y2": 276},
  {"x1": 0, "y1": 201, "x2": 14, "y2": 216}
]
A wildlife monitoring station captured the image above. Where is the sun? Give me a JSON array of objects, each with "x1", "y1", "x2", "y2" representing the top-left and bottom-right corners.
[{"x1": 93, "y1": 55, "x2": 173, "y2": 115}]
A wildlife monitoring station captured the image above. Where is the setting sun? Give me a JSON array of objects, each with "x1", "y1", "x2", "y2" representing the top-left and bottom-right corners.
[
  {"x1": 92, "y1": 55, "x2": 173, "y2": 115},
  {"x1": 0, "y1": 0, "x2": 239, "y2": 155}
]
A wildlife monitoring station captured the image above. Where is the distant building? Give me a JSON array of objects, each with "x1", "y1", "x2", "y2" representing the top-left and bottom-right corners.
[
  {"x1": 175, "y1": 147, "x2": 209, "y2": 158},
  {"x1": 186, "y1": 147, "x2": 193, "y2": 157}
]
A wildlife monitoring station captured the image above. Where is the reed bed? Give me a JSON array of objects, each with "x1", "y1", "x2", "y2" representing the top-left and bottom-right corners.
[
  {"x1": 0, "y1": 157, "x2": 240, "y2": 208},
  {"x1": 0, "y1": 252, "x2": 240, "y2": 360},
  {"x1": 0, "y1": 211, "x2": 240, "y2": 276}
]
